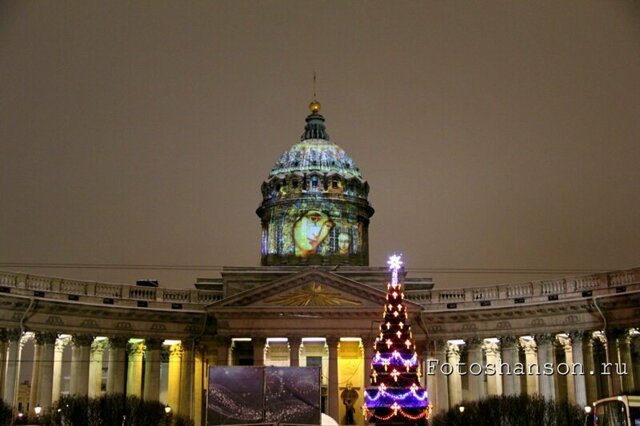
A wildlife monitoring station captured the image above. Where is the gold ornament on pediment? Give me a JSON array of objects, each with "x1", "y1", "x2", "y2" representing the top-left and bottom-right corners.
[{"x1": 266, "y1": 283, "x2": 362, "y2": 306}]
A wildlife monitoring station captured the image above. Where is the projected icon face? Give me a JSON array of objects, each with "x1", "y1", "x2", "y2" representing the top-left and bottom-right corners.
[{"x1": 293, "y1": 210, "x2": 334, "y2": 256}]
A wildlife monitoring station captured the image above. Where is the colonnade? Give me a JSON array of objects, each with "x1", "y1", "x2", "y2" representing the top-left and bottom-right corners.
[
  {"x1": 426, "y1": 328, "x2": 640, "y2": 415},
  {"x1": 3, "y1": 328, "x2": 639, "y2": 422},
  {"x1": 0, "y1": 329, "x2": 198, "y2": 420}
]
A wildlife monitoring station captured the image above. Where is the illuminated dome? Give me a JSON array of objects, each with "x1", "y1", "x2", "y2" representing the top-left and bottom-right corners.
[
  {"x1": 257, "y1": 101, "x2": 374, "y2": 266},
  {"x1": 269, "y1": 104, "x2": 363, "y2": 179}
]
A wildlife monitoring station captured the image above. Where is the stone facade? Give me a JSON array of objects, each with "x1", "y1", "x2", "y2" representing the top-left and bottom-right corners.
[{"x1": 0, "y1": 266, "x2": 638, "y2": 424}]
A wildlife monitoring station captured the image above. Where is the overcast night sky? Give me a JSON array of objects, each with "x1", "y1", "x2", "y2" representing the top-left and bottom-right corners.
[{"x1": 1, "y1": 1, "x2": 639, "y2": 290}]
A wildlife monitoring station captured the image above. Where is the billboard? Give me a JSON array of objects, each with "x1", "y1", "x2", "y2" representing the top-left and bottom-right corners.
[{"x1": 207, "y1": 366, "x2": 321, "y2": 425}]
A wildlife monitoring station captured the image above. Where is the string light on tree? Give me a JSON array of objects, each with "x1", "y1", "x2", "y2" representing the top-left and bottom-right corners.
[{"x1": 363, "y1": 254, "x2": 430, "y2": 423}]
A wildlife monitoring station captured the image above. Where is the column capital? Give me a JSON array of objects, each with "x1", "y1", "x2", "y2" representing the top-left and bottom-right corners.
[
  {"x1": 535, "y1": 333, "x2": 554, "y2": 346},
  {"x1": 109, "y1": 336, "x2": 130, "y2": 349},
  {"x1": 145, "y1": 338, "x2": 164, "y2": 351},
  {"x1": 128, "y1": 341, "x2": 146, "y2": 356},
  {"x1": 466, "y1": 337, "x2": 482, "y2": 349},
  {"x1": 447, "y1": 341, "x2": 461, "y2": 358},
  {"x1": 569, "y1": 330, "x2": 589, "y2": 343},
  {"x1": 73, "y1": 334, "x2": 95, "y2": 347},
  {"x1": 6, "y1": 328, "x2": 22, "y2": 342},
  {"x1": 483, "y1": 341, "x2": 501, "y2": 356},
  {"x1": 592, "y1": 331, "x2": 607, "y2": 345},
  {"x1": 519, "y1": 337, "x2": 537, "y2": 354},
  {"x1": 91, "y1": 339, "x2": 108, "y2": 354},
  {"x1": 500, "y1": 335, "x2": 518, "y2": 348},
  {"x1": 556, "y1": 334, "x2": 572, "y2": 351},
  {"x1": 169, "y1": 343, "x2": 183, "y2": 358},
  {"x1": 35, "y1": 331, "x2": 58, "y2": 345},
  {"x1": 55, "y1": 336, "x2": 71, "y2": 352},
  {"x1": 325, "y1": 336, "x2": 340, "y2": 347}
]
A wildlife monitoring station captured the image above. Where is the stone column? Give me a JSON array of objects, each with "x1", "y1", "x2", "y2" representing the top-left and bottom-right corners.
[
  {"x1": 536, "y1": 334, "x2": 556, "y2": 400},
  {"x1": 107, "y1": 336, "x2": 129, "y2": 395},
  {"x1": 557, "y1": 334, "x2": 575, "y2": 404},
  {"x1": 168, "y1": 343, "x2": 183, "y2": 414},
  {"x1": 3, "y1": 330, "x2": 24, "y2": 408},
  {"x1": 179, "y1": 340, "x2": 194, "y2": 418},
  {"x1": 36, "y1": 332, "x2": 57, "y2": 411},
  {"x1": 70, "y1": 335, "x2": 93, "y2": 396},
  {"x1": 423, "y1": 342, "x2": 437, "y2": 411},
  {"x1": 632, "y1": 336, "x2": 640, "y2": 392},
  {"x1": 466, "y1": 338, "x2": 485, "y2": 401},
  {"x1": 433, "y1": 339, "x2": 449, "y2": 413},
  {"x1": 447, "y1": 341, "x2": 462, "y2": 406},
  {"x1": 619, "y1": 332, "x2": 635, "y2": 392},
  {"x1": 520, "y1": 337, "x2": 539, "y2": 395},
  {"x1": 126, "y1": 341, "x2": 145, "y2": 397},
  {"x1": 484, "y1": 340, "x2": 502, "y2": 396},
  {"x1": 88, "y1": 339, "x2": 107, "y2": 398},
  {"x1": 143, "y1": 338, "x2": 163, "y2": 401},
  {"x1": 289, "y1": 337, "x2": 302, "y2": 367},
  {"x1": 252, "y1": 336, "x2": 266, "y2": 367},
  {"x1": 29, "y1": 334, "x2": 43, "y2": 413},
  {"x1": 0, "y1": 329, "x2": 7, "y2": 400},
  {"x1": 605, "y1": 329, "x2": 624, "y2": 396},
  {"x1": 326, "y1": 336, "x2": 340, "y2": 421},
  {"x1": 500, "y1": 336, "x2": 519, "y2": 396},
  {"x1": 192, "y1": 343, "x2": 206, "y2": 426},
  {"x1": 52, "y1": 337, "x2": 70, "y2": 403},
  {"x1": 361, "y1": 336, "x2": 374, "y2": 387},
  {"x1": 584, "y1": 334, "x2": 598, "y2": 403},
  {"x1": 570, "y1": 331, "x2": 587, "y2": 408}
]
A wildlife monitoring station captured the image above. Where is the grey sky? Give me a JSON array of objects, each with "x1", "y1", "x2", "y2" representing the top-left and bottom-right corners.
[{"x1": 1, "y1": 1, "x2": 639, "y2": 289}]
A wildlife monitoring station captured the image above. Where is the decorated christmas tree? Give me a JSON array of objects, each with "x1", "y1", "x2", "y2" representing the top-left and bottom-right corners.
[{"x1": 363, "y1": 255, "x2": 430, "y2": 424}]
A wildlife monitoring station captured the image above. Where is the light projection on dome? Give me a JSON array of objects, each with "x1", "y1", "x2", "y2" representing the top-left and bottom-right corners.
[
  {"x1": 263, "y1": 201, "x2": 363, "y2": 259},
  {"x1": 257, "y1": 101, "x2": 373, "y2": 266},
  {"x1": 293, "y1": 210, "x2": 333, "y2": 256}
]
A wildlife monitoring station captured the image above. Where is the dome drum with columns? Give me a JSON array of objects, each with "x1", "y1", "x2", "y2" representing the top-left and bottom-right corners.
[{"x1": 257, "y1": 101, "x2": 374, "y2": 267}]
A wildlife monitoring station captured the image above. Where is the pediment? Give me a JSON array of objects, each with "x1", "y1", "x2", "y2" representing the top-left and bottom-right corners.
[{"x1": 209, "y1": 269, "x2": 391, "y2": 309}]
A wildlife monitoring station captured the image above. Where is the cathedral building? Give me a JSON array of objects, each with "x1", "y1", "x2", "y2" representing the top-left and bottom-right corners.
[{"x1": 0, "y1": 101, "x2": 638, "y2": 425}]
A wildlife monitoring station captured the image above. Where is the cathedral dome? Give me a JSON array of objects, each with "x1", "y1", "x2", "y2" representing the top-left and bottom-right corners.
[
  {"x1": 269, "y1": 104, "x2": 363, "y2": 179},
  {"x1": 269, "y1": 139, "x2": 362, "y2": 180},
  {"x1": 257, "y1": 101, "x2": 374, "y2": 267}
]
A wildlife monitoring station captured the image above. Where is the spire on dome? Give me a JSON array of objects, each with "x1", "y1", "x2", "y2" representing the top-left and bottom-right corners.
[
  {"x1": 301, "y1": 73, "x2": 329, "y2": 140},
  {"x1": 301, "y1": 100, "x2": 330, "y2": 141}
]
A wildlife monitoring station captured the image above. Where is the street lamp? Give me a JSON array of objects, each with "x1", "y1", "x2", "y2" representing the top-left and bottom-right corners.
[
  {"x1": 458, "y1": 406, "x2": 465, "y2": 413},
  {"x1": 34, "y1": 405, "x2": 42, "y2": 415},
  {"x1": 584, "y1": 406, "x2": 592, "y2": 414},
  {"x1": 165, "y1": 406, "x2": 172, "y2": 415}
]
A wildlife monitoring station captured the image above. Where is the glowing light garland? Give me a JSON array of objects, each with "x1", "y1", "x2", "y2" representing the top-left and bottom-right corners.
[{"x1": 364, "y1": 254, "x2": 430, "y2": 422}]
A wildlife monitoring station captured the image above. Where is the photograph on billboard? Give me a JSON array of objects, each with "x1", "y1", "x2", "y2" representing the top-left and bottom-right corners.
[
  {"x1": 207, "y1": 366, "x2": 321, "y2": 425},
  {"x1": 265, "y1": 367, "x2": 322, "y2": 425},
  {"x1": 207, "y1": 367, "x2": 264, "y2": 425}
]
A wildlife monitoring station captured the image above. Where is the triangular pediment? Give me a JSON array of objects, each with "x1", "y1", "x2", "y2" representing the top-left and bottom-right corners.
[{"x1": 209, "y1": 269, "x2": 392, "y2": 309}]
